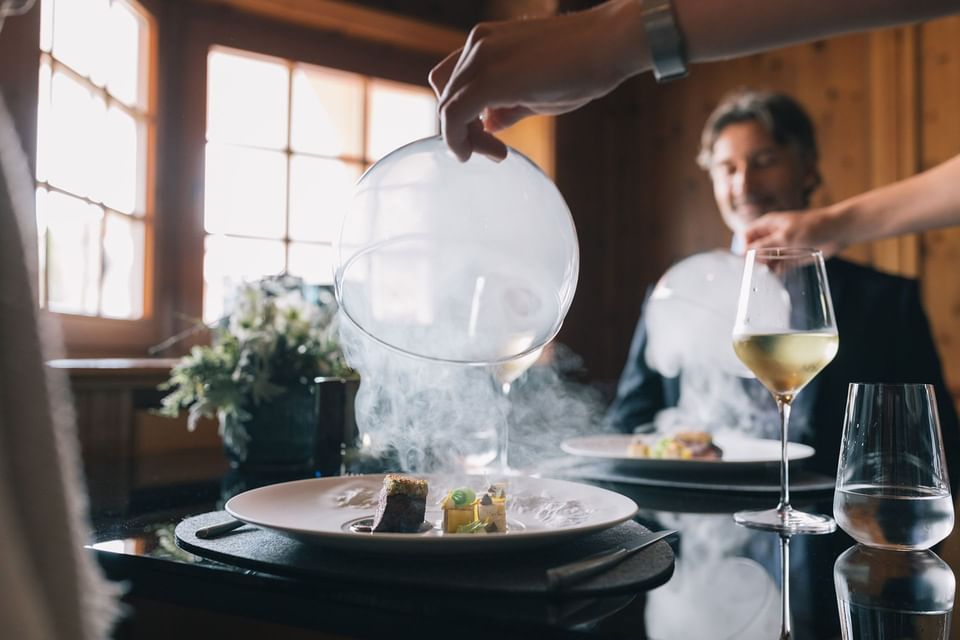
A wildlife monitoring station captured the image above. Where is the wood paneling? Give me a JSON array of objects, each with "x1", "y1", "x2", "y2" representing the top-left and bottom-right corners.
[
  {"x1": 920, "y1": 17, "x2": 960, "y2": 400},
  {"x1": 193, "y1": 0, "x2": 465, "y2": 55},
  {"x1": 867, "y1": 27, "x2": 921, "y2": 277},
  {"x1": 555, "y1": 19, "x2": 960, "y2": 404},
  {"x1": 497, "y1": 115, "x2": 556, "y2": 178}
]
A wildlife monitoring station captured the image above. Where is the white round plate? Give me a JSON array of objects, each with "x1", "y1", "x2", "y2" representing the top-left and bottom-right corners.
[
  {"x1": 560, "y1": 434, "x2": 815, "y2": 474},
  {"x1": 225, "y1": 474, "x2": 638, "y2": 554}
]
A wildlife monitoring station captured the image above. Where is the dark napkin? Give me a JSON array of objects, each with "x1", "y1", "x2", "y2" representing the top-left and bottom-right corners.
[{"x1": 175, "y1": 511, "x2": 674, "y2": 598}]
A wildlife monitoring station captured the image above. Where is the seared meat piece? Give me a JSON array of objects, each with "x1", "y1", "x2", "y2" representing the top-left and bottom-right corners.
[
  {"x1": 675, "y1": 431, "x2": 723, "y2": 460},
  {"x1": 371, "y1": 474, "x2": 428, "y2": 533}
]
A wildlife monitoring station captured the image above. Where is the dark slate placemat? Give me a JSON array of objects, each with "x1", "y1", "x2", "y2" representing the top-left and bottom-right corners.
[{"x1": 175, "y1": 511, "x2": 675, "y2": 598}]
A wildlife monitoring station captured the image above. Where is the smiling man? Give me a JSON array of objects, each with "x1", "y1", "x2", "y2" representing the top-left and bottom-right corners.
[
  {"x1": 607, "y1": 88, "x2": 959, "y2": 484},
  {"x1": 698, "y1": 91, "x2": 821, "y2": 250}
]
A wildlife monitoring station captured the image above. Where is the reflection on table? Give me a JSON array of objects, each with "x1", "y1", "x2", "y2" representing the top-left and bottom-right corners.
[{"x1": 835, "y1": 545, "x2": 956, "y2": 639}]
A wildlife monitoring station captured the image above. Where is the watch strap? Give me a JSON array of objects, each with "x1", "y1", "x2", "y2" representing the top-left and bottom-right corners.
[{"x1": 642, "y1": 0, "x2": 688, "y2": 83}]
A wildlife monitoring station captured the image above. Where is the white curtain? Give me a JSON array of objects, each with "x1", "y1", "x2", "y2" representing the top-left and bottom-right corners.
[{"x1": 0, "y1": 95, "x2": 119, "y2": 638}]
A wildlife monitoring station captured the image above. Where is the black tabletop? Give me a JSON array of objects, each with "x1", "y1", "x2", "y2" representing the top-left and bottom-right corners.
[{"x1": 86, "y1": 450, "x2": 958, "y2": 640}]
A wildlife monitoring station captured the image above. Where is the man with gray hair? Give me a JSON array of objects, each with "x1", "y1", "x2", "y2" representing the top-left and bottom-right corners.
[{"x1": 608, "y1": 88, "x2": 959, "y2": 482}]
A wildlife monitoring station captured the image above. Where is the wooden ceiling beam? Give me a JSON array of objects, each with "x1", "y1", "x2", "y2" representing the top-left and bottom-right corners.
[{"x1": 194, "y1": 0, "x2": 465, "y2": 55}]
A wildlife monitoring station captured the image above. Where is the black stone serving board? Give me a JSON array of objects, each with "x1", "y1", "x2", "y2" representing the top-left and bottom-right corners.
[{"x1": 175, "y1": 511, "x2": 675, "y2": 598}]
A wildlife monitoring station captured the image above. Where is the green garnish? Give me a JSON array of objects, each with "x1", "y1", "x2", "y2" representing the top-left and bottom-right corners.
[
  {"x1": 653, "y1": 437, "x2": 672, "y2": 458},
  {"x1": 456, "y1": 519, "x2": 489, "y2": 534},
  {"x1": 451, "y1": 488, "x2": 476, "y2": 506}
]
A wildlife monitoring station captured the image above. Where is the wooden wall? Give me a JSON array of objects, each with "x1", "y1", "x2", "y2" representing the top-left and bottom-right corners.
[
  {"x1": 555, "y1": 18, "x2": 960, "y2": 410},
  {"x1": 921, "y1": 18, "x2": 960, "y2": 404}
]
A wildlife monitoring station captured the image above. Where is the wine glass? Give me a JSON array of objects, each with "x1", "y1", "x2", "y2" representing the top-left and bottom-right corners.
[
  {"x1": 732, "y1": 248, "x2": 839, "y2": 534},
  {"x1": 491, "y1": 346, "x2": 544, "y2": 474},
  {"x1": 834, "y1": 383, "x2": 954, "y2": 550}
]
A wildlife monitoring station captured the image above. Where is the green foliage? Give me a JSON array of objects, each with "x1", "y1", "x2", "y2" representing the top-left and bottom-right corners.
[{"x1": 158, "y1": 275, "x2": 355, "y2": 432}]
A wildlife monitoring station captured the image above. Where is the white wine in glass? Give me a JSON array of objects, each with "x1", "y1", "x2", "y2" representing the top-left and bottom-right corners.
[
  {"x1": 732, "y1": 248, "x2": 839, "y2": 534},
  {"x1": 733, "y1": 332, "x2": 839, "y2": 402}
]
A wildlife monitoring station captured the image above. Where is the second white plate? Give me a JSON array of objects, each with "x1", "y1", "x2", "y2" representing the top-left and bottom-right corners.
[{"x1": 560, "y1": 434, "x2": 815, "y2": 475}]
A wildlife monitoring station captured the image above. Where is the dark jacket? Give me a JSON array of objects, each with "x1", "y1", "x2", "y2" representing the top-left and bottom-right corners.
[{"x1": 608, "y1": 257, "x2": 960, "y2": 481}]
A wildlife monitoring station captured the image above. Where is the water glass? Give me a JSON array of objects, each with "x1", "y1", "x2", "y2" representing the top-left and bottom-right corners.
[{"x1": 834, "y1": 383, "x2": 954, "y2": 550}]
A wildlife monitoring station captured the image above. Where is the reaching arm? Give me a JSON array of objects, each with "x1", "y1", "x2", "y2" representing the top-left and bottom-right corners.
[
  {"x1": 431, "y1": 0, "x2": 959, "y2": 161},
  {"x1": 677, "y1": 0, "x2": 954, "y2": 64},
  {"x1": 746, "y1": 153, "x2": 960, "y2": 253}
]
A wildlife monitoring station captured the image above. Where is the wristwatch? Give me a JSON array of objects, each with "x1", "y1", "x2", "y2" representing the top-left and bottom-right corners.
[{"x1": 641, "y1": 0, "x2": 688, "y2": 83}]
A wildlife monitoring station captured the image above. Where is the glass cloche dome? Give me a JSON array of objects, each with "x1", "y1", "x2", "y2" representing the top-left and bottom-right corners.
[{"x1": 335, "y1": 136, "x2": 579, "y2": 365}]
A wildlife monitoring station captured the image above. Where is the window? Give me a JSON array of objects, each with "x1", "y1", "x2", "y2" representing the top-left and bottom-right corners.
[
  {"x1": 35, "y1": 0, "x2": 154, "y2": 319},
  {"x1": 202, "y1": 46, "x2": 437, "y2": 323}
]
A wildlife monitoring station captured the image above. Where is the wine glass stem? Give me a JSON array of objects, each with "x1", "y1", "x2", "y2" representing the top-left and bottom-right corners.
[
  {"x1": 780, "y1": 534, "x2": 792, "y2": 639},
  {"x1": 500, "y1": 381, "x2": 512, "y2": 471},
  {"x1": 777, "y1": 396, "x2": 793, "y2": 512}
]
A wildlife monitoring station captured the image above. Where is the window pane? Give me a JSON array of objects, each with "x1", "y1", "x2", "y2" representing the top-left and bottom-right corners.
[
  {"x1": 44, "y1": 68, "x2": 106, "y2": 198},
  {"x1": 287, "y1": 242, "x2": 334, "y2": 285},
  {"x1": 203, "y1": 235, "x2": 285, "y2": 323},
  {"x1": 290, "y1": 65, "x2": 363, "y2": 157},
  {"x1": 39, "y1": 189, "x2": 103, "y2": 315},
  {"x1": 288, "y1": 156, "x2": 360, "y2": 242},
  {"x1": 105, "y1": 1, "x2": 146, "y2": 108},
  {"x1": 203, "y1": 143, "x2": 286, "y2": 238},
  {"x1": 207, "y1": 49, "x2": 288, "y2": 149},
  {"x1": 102, "y1": 212, "x2": 144, "y2": 318},
  {"x1": 101, "y1": 106, "x2": 141, "y2": 214},
  {"x1": 366, "y1": 80, "x2": 437, "y2": 160},
  {"x1": 52, "y1": 0, "x2": 108, "y2": 80}
]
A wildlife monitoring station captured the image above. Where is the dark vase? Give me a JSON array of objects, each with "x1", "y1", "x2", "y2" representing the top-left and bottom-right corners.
[
  {"x1": 222, "y1": 387, "x2": 317, "y2": 472},
  {"x1": 313, "y1": 376, "x2": 360, "y2": 477}
]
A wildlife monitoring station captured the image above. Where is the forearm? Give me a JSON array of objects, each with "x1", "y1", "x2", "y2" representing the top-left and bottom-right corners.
[
  {"x1": 614, "y1": 0, "x2": 958, "y2": 80},
  {"x1": 824, "y1": 154, "x2": 960, "y2": 245},
  {"x1": 592, "y1": 0, "x2": 959, "y2": 94},
  {"x1": 677, "y1": 0, "x2": 956, "y2": 64}
]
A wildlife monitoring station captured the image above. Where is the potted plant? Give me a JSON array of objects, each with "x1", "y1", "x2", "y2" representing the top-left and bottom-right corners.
[{"x1": 158, "y1": 275, "x2": 355, "y2": 471}]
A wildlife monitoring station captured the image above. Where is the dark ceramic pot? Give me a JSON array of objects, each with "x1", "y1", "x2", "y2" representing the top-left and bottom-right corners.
[{"x1": 222, "y1": 388, "x2": 317, "y2": 472}]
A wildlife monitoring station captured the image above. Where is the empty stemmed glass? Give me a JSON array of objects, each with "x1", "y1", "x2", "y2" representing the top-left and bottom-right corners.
[
  {"x1": 732, "y1": 248, "x2": 839, "y2": 534},
  {"x1": 491, "y1": 346, "x2": 544, "y2": 474}
]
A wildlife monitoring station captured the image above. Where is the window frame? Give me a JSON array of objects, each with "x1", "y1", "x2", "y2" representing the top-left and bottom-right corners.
[
  {"x1": 199, "y1": 45, "x2": 439, "y2": 322},
  {"x1": 35, "y1": 0, "x2": 160, "y2": 356},
  {"x1": 161, "y1": 3, "x2": 444, "y2": 349},
  {"x1": 1, "y1": 0, "x2": 451, "y2": 357}
]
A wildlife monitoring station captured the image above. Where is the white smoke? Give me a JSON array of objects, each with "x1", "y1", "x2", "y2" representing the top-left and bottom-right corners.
[
  {"x1": 339, "y1": 316, "x2": 607, "y2": 474},
  {"x1": 644, "y1": 250, "x2": 810, "y2": 441}
]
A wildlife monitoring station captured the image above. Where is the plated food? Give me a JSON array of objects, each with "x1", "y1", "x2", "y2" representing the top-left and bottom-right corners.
[
  {"x1": 224, "y1": 474, "x2": 638, "y2": 553},
  {"x1": 561, "y1": 433, "x2": 816, "y2": 477},
  {"x1": 369, "y1": 474, "x2": 509, "y2": 535},
  {"x1": 627, "y1": 431, "x2": 723, "y2": 461},
  {"x1": 441, "y1": 484, "x2": 507, "y2": 534}
]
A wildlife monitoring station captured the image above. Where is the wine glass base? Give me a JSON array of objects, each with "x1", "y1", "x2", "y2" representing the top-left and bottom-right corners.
[{"x1": 734, "y1": 507, "x2": 836, "y2": 535}]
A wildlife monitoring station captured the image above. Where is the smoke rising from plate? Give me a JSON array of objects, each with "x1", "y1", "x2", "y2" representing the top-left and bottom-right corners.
[
  {"x1": 339, "y1": 315, "x2": 607, "y2": 474},
  {"x1": 643, "y1": 250, "x2": 810, "y2": 440}
]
